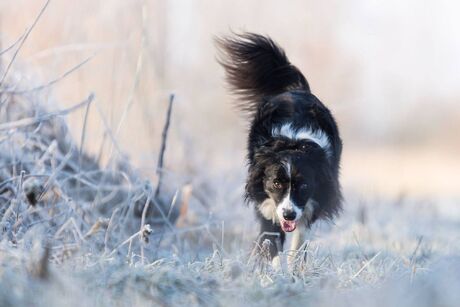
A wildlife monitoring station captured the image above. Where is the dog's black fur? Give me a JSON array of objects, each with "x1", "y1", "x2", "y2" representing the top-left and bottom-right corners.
[{"x1": 216, "y1": 33, "x2": 342, "y2": 259}]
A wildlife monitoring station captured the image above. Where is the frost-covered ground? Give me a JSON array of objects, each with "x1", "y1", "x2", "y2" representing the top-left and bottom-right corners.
[
  {"x1": 1, "y1": 72, "x2": 460, "y2": 307},
  {"x1": 2, "y1": 176, "x2": 460, "y2": 307},
  {"x1": 0, "y1": 54, "x2": 460, "y2": 306}
]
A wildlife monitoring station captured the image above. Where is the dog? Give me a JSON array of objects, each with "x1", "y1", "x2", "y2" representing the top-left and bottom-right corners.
[{"x1": 216, "y1": 33, "x2": 343, "y2": 262}]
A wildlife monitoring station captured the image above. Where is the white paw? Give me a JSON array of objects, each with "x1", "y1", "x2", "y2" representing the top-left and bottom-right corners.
[
  {"x1": 272, "y1": 255, "x2": 281, "y2": 270},
  {"x1": 272, "y1": 254, "x2": 288, "y2": 272}
]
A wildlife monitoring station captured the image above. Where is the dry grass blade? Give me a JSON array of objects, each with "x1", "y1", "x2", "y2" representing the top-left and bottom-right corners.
[
  {"x1": 410, "y1": 236, "x2": 424, "y2": 266},
  {"x1": 2, "y1": 55, "x2": 94, "y2": 94},
  {"x1": 113, "y1": 1, "x2": 147, "y2": 138},
  {"x1": 0, "y1": 32, "x2": 26, "y2": 56},
  {"x1": 0, "y1": 93, "x2": 94, "y2": 131},
  {"x1": 350, "y1": 251, "x2": 382, "y2": 280},
  {"x1": 0, "y1": 0, "x2": 51, "y2": 87},
  {"x1": 107, "y1": 224, "x2": 152, "y2": 258}
]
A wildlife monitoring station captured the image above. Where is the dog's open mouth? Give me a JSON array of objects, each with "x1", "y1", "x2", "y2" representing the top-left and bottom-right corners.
[{"x1": 281, "y1": 220, "x2": 297, "y2": 232}]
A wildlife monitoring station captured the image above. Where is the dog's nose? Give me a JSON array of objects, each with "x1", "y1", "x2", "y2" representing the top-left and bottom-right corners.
[{"x1": 282, "y1": 209, "x2": 296, "y2": 221}]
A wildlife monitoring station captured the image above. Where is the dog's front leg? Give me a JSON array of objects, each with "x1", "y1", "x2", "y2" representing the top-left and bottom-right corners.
[
  {"x1": 287, "y1": 223, "x2": 307, "y2": 267},
  {"x1": 257, "y1": 217, "x2": 285, "y2": 261},
  {"x1": 290, "y1": 223, "x2": 306, "y2": 252}
]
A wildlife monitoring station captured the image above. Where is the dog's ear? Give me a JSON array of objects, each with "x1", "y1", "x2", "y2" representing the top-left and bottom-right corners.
[{"x1": 245, "y1": 159, "x2": 270, "y2": 203}]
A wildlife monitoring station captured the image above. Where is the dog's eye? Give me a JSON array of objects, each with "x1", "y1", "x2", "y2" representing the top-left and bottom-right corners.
[{"x1": 273, "y1": 180, "x2": 283, "y2": 190}]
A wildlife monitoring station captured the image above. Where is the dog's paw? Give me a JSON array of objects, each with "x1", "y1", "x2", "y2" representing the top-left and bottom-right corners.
[
  {"x1": 272, "y1": 254, "x2": 290, "y2": 273},
  {"x1": 272, "y1": 255, "x2": 281, "y2": 270}
]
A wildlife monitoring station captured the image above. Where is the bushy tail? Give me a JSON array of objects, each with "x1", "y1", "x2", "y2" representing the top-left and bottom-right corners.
[{"x1": 215, "y1": 32, "x2": 310, "y2": 114}]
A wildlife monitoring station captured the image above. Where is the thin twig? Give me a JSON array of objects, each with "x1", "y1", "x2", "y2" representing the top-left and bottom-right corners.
[
  {"x1": 0, "y1": 93, "x2": 94, "y2": 131},
  {"x1": 104, "y1": 207, "x2": 120, "y2": 254},
  {"x1": 77, "y1": 93, "x2": 93, "y2": 198},
  {"x1": 2, "y1": 55, "x2": 94, "y2": 94},
  {"x1": 409, "y1": 236, "x2": 424, "y2": 266},
  {"x1": 140, "y1": 186, "x2": 152, "y2": 264},
  {"x1": 93, "y1": 99, "x2": 124, "y2": 157},
  {"x1": 107, "y1": 224, "x2": 151, "y2": 258},
  {"x1": 0, "y1": 32, "x2": 26, "y2": 56},
  {"x1": 0, "y1": 0, "x2": 51, "y2": 87},
  {"x1": 155, "y1": 94, "x2": 175, "y2": 198}
]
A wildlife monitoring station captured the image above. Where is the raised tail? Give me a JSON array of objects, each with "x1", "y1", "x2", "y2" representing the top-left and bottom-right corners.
[{"x1": 215, "y1": 32, "x2": 310, "y2": 114}]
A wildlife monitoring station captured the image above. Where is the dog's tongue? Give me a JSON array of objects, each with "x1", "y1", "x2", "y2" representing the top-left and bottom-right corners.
[{"x1": 281, "y1": 220, "x2": 297, "y2": 232}]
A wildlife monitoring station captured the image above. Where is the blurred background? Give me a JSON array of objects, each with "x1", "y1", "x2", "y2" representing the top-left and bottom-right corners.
[{"x1": 1, "y1": 0, "x2": 459, "y2": 201}]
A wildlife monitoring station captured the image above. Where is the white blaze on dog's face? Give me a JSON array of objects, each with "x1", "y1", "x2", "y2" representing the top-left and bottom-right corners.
[
  {"x1": 261, "y1": 158, "x2": 317, "y2": 232},
  {"x1": 275, "y1": 182, "x2": 302, "y2": 232}
]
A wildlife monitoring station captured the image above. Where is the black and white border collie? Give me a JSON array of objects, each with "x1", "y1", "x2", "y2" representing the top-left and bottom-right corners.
[{"x1": 216, "y1": 33, "x2": 343, "y2": 261}]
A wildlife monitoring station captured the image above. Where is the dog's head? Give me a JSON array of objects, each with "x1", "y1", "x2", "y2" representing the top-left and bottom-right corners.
[{"x1": 247, "y1": 138, "x2": 337, "y2": 232}]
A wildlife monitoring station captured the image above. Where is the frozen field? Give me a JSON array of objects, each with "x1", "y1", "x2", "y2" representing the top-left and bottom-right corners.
[
  {"x1": 1, "y1": 1, "x2": 460, "y2": 306},
  {"x1": 0, "y1": 83, "x2": 459, "y2": 307}
]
